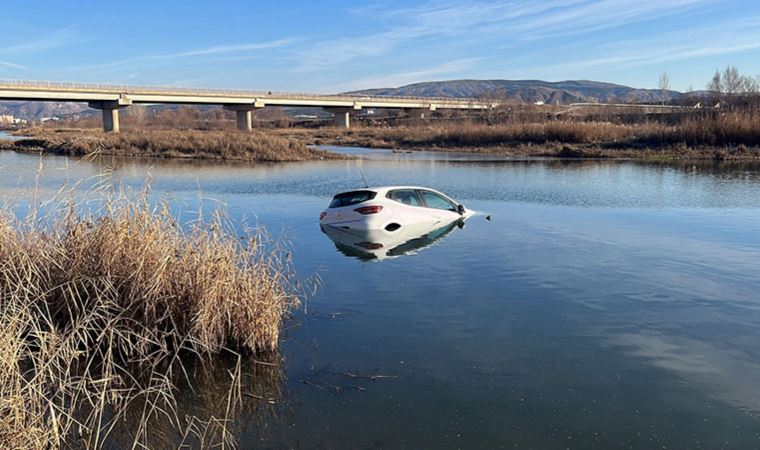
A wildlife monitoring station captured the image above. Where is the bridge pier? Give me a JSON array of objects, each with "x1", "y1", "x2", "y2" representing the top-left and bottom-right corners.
[
  {"x1": 326, "y1": 105, "x2": 361, "y2": 129},
  {"x1": 223, "y1": 104, "x2": 264, "y2": 131},
  {"x1": 404, "y1": 108, "x2": 427, "y2": 119},
  {"x1": 334, "y1": 111, "x2": 350, "y2": 128},
  {"x1": 236, "y1": 110, "x2": 252, "y2": 131},
  {"x1": 102, "y1": 108, "x2": 120, "y2": 133},
  {"x1": 88, "y1": 99, "x2": 131, "y2": 133}
]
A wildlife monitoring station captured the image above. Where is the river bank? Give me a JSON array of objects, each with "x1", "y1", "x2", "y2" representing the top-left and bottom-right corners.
[
  {"x1": 0, "y1": 128, "x2": 343, "y2": 162},
  {"x1": 276, "y1": 118, "x2": 760, "y2": 161},
  {"x1": 8, "y1": 115, "x2": 760, "y2": 162}
]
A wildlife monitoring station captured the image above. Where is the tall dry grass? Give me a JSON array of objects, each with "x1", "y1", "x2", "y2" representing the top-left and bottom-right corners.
[
  {"x1": 0, "y1": 179, "x2": 298, "y2": 448},
  {"x1": 6, "y1": 128, "x2": 341, "y2": 162},
  {"x1": 347, "y1": 113, "x2": 760, "y2": 148},
  {"x1": 278, "y1": 111, "x2": 760, "y2": 159}
]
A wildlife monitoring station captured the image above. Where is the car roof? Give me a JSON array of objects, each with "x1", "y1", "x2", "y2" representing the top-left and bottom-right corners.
[{"x1": 335, "y1": 186, "x2": 449, "y2": 196}]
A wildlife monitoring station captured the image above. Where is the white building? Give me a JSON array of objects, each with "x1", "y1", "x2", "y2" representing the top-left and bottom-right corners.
[{"x1": 0, "y1": 115, "x2": 26, "y2": 125}]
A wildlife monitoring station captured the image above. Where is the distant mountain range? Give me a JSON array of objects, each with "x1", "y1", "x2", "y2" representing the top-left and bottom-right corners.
[
  {"x1": 0, "y1": 101, "x2": 89, "y2": 121},
  {"x1": 347, "y1": 79, "x2": 686, "y2": 104},
  {"x1": 1, "y1": 79, "x2": 694, "y2": 121}
]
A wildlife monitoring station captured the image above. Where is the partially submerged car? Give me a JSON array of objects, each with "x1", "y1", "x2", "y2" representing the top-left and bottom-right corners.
[{"x1": 319, "y1": 186, "x2": 472, "y2": 233}]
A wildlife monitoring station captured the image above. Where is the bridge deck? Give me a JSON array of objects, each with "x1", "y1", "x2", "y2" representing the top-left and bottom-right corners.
[{"x1": 0, "y1": 80, "x2": 493, "y2": 110}]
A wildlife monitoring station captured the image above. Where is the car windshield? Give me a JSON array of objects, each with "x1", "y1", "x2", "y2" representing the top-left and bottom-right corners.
[
  {"x1": 388, "y1": 190, "x2": 421, "y2": 206},
  {"x1": 419, "y1": 190, "x2": 457, "y2": 211},
  {"x1": 329, "y1": 190, "x2": 376, "y2": 208}
]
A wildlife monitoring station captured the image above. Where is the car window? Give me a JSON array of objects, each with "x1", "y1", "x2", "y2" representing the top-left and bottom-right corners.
[
  {"x1": 418, "y1": 190, "x2": 457, "y2": 211},
  {"x1": 329, "y1": 190, "x2": 376, "y2": 208},
  {"x1": 388, "y1": 190, "x2": 421, "y2": 206}
]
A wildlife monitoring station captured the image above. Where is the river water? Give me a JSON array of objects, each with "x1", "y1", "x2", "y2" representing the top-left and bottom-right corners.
[{"x1": 1, "y1": 141, "x2": 760, "y2": 448}]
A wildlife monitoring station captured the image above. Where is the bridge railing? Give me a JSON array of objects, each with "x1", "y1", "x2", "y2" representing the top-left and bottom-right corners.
[{"x1": 0, "y1": 79, "x2": 488, "y2": 105}]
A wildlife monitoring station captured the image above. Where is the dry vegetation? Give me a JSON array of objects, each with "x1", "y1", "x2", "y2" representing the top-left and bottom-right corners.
[
  {"x1": 7, "y1": 66, "x2": 760, "y2": 161},
  {"x1": 0, "y1": 180, "x2": 298, "y2": 448},
  {"x1": 277, "y1": 111, "x2": 760, "y2": 160},
  {"x1": 8, "y1": 112, "x2": 760, "y2": 161},
  {"x1": 1, "y1": 128, "x2": 341, "y2": 162}
]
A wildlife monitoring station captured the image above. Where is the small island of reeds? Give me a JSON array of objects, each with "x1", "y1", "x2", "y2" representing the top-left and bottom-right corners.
[
  {"x1": 0, "y1": 185, "x2": 299, "y2": 448},
  {"x1": 1, "y1": 128, "x2": 343, "y2": 162}
]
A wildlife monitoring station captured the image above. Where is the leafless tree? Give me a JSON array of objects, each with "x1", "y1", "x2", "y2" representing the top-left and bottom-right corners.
[
  {"x1": 658, "y1": 71, "x2": 670, "y2": 110},
  {"x1": 740, "y1": 75, "x2": 759, "y2": 95},
  {"x1": 704, "y1": 65, "x2": 760, "y2": 111},
  {"x1": 681, "y1": 85, "x2": 698, "y2": 107},
  {"x1": 707, "y1": 69, "x2": 723, "y2": 106},
  {"x1": 722, "y1": 66, "x2": 743, "y2": 106},
  {"x1": 727, "y1": 67, "x2": 742, "y2": 91}
]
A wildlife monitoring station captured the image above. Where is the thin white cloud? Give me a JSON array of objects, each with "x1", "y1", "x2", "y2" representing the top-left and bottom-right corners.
[
  {"x1": 291, "y1": 0, "x2": 586, "y2": 72},
  {"x1": 59, "y1": 38, "x2": 296, "y2": 76},
  {"x1": 334, "y1": 58, "x2": 485, "y2": 92},
  {"x1": 0, "y1": 60, "x2": 27, "y2": 70},
  {"x1": 0, "y1": 26, "x2": 84, "y2": 54},
  {"x1": 503, "y1": 17, "x2": 760, "y2": 81},
  {"x1": 292, "y1": 0, "x2": 716, "y2": 72},
  {"x1": 156, "y1": 39, "x2": 295, "y2": 59},
  {"x1": 504, "y1": 0, "x2": 714, "y2": 40}
]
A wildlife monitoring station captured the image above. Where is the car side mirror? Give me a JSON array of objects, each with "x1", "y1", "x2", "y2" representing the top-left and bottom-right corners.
[{"x1": 457, "y1": 204, "x2": 465, "y2": 215}]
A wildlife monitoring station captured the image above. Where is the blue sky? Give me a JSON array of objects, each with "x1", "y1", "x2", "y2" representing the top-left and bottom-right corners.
[{"x1": 1, "y1": 0, "x2": 759, "y2": 92}]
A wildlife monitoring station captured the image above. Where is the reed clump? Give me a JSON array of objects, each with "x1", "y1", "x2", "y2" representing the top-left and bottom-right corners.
[
  {"x1": 6, "y1": 128, "x2": 341, "y2": 161},
  {"x1": 0, "y1": 184, "x2": 297, "y2": 448}
]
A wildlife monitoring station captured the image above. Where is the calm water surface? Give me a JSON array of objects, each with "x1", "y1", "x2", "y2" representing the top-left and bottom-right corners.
[
  {"x1": 1, "y1": 147, "x2": 760, "y2": 449},
  {"x1": 0, "y1": 131, "x2": 24, "y2": 141}
]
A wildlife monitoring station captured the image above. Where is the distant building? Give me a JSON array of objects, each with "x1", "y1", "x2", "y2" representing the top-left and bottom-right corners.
[{"x1": 0, "y1": 115, "x2": 25, "y2": 125}]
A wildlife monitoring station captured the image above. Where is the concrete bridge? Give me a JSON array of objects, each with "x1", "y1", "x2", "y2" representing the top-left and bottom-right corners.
[{"x1": 0, "y1": 80, "x2": 496, "y2": 132}]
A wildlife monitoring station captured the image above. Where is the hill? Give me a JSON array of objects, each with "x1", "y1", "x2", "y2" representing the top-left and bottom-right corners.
[
  {"x1": 0, "y1": 101, "x2": 90, "y2": 121},
  {"x1": 347, "y1": 79, "x2": 683, "y2": 104}
]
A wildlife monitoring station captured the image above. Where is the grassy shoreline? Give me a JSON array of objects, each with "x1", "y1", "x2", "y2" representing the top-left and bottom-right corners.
[
  {"x1": 0, "y1": 186, "x2": 298, "y2": 448},
  {"x1": 1, "y1": 128, "x2": 344, "y2": 162},
  {"x1": 276, "y1": 116, "x2": 760, "y2": 160},
  {"x1": 5, "y1": 116, "x2": 760, "y2": 161}
]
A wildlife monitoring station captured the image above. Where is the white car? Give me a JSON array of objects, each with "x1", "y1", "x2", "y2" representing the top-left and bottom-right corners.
[{"x1": 319, "y1": 186, "x2": 473, "y2": 233}]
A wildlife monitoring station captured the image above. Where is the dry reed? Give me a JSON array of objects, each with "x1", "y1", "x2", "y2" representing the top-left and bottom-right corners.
[
  {"x1": 5, "y1": 128, "x2": 342, "y2": 162},
  {"x1": 277, "y1": 111, "x2": 760, "y2": 159},
  {"x1": 0, "y1": 178, "x2": 298, "y2": 448}
]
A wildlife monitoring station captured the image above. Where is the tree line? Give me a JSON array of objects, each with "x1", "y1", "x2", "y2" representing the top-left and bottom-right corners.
[{"x1": 677, "y1": 65, "x2": 760, "y2": 110}]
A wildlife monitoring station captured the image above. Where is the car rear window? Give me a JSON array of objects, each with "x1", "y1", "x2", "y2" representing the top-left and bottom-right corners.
[{"x1": 329, "y1": 190, "x2": 377, "y2": 208}]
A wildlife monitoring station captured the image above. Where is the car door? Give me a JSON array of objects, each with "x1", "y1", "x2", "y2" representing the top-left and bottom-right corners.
[
  {"x1": 386, "y1": 189, "x2": 433, "y2": 227},
  {"x1": 416, "y1": 189, "x2": 461, "y2": 223}
]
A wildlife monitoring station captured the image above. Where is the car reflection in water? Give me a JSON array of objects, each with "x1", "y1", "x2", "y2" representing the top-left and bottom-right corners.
[{"x1": 321, "y1": 217, "x2": 467, "y2": 261}]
